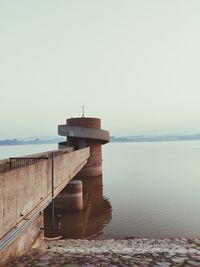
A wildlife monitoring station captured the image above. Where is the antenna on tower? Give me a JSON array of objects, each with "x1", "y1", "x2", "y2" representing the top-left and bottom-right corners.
[{"x1": 82, "y1": 105, "x2": 85, "y2": 117}]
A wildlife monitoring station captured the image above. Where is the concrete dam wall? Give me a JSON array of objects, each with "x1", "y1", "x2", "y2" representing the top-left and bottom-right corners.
[
  {"x1": 0, "y1": 116, "x2": 110, "y2": 266},
  {"x1": 0, "y1": 147, "x2": 90, "y2": 266}
]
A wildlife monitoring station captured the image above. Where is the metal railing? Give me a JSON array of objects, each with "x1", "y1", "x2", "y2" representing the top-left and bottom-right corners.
[
  {"x1": 0, "y1": 162, "x2": 9, "y2": 173},
  {"x1": 0, "y1": 147, "x2": 72, "y2": 173},
  {"x1": 9, "y1": 157, "x2": 48, "y2": 170}
]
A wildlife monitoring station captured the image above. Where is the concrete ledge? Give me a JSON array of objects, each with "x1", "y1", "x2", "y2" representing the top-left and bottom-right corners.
[
  {"x1": 58, "y1": 125, "x2": 109, "y2": 144},
  {"x1": 58, "y1": 143, "x2": 74, "y2": 151}
]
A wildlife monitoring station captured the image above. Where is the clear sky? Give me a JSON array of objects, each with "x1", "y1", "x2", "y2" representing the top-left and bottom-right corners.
[{"x1": 1, "y1": 0, "x2": 200, "y2": 138}]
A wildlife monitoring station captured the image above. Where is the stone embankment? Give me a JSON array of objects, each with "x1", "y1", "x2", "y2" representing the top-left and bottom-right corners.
[{"x1": 9, "y1": 238, "x2": 200, "y2": 267}]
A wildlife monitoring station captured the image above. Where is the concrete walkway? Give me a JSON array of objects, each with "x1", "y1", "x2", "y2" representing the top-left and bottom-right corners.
[{"x1": 8, "y1": 238, "x2": 200, "y2": 266}]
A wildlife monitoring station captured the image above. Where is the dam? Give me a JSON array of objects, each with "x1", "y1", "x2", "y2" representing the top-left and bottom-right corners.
[{"x1": 0, "y1": 117, "x2": 109, "y2": 266}]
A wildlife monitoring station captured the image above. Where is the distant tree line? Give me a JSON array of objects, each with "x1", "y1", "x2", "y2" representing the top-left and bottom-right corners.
[
  {"x1": 1, "y1": 134, "x2": 200, "y2": 146},
  {"x1": 0, "y1": 138, "x2": 64, "y2": 146}
]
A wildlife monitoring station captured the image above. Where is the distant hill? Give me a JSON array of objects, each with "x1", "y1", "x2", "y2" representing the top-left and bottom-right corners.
[
  {"x1": 110, "y1": 133, "x2": 200, "y2": 143},
  {"x1": 1, "y1": 134, "x2": 200, "y2": 146},
  {"x1": 0, "y1": 137, "x2": 65, "y2": 146}
]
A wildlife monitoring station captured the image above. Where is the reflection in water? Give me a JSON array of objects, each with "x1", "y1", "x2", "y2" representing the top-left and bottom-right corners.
[
  {"x1": 3, "y1": 142, "x2": 200, "y2": 238},
  {"x1": 44, "y1": 175, "x2": 112, "y2": 239}
]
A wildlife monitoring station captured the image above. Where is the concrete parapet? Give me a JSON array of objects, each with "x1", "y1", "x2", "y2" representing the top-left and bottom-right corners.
[
  {"x1": 58, "y1": 143, "x2": 74, "y2": 151},
  {"x1": 0, "y1": 147, "x2": 90, "y2": 266}
]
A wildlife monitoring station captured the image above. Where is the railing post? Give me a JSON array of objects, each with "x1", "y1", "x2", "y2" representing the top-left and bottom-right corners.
[
  {"x1": 51, "y1": 152, "x2": 55, "y2": 229},
  {"x1": 9, "y1": 158, "x2": 11, "y2": 170}
]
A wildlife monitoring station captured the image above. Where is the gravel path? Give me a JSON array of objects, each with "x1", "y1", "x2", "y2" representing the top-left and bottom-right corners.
[{"x1": 9, "y1": 238, "x2": 200, "y2": 266}]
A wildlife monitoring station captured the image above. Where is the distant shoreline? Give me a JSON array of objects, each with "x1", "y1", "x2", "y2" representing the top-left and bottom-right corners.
[
  {"x1": 111, "y1": 138, "x2": 200, "y2": 143},
  {"x1": 1, "y1": 135, "x2": 200, "y2": 146},
  {"x1": 0, "y1": 138, "x2": 63, "y2": 146},
  {"x1": 111, "y1": 139, "x2": 200, "y2": 143}
]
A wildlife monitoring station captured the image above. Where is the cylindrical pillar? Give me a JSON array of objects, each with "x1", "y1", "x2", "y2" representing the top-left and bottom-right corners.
[
  {"x1": 55, "y1": 180, "x2": 83, "y2": 211},
  {"x1": 58, "y1": 117, "x2": 109, "y2": 177},
  {"x1": 66, "y1": 119, "x2": 102, "y2": 172}
]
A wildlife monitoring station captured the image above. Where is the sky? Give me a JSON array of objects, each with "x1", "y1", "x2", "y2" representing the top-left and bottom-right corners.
[{"x1": 1, "y1": 0, "x2": 200, "y2": 138}]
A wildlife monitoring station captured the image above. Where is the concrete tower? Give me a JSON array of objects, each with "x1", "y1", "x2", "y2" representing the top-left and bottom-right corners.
[{"x1": 58, "y1": 117, "x2": 109, "y2": 176}]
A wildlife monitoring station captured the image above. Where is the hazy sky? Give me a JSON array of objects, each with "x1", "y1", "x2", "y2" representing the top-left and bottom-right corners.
[{"x1": 1, "y1": 0, "x2": 200, "y2": 138}]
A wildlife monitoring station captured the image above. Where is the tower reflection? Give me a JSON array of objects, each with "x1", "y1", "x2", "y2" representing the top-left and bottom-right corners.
[{"x1": 44, "y1": 175, "x2": 112, "y2": 239}]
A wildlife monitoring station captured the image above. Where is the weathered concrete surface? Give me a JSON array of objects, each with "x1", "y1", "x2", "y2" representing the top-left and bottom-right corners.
[
  {"x1": 0, "y1": 147, "x2": 90, "y2": 266},
  {"x1": 67, "y1": 117, "x2": 102, "y2": 129},
  {"x1": 8, "y1": 238, "x2": 200, "y2": 266},
  {"x1": 0, "y1": 148, "x2": 89, "y2": 240},
  {"x1": 58, "y1": 125, "x2": 109, "y2": 144},
  {"x1": 58, "y1": 143, "x2": 74, "y2": 150},
  {"x1": 77, "y1": 165, "x2": 103, "y2": 177},
  {"x1": 0, "y1": 213, "x2": 43, "y2": 267}
]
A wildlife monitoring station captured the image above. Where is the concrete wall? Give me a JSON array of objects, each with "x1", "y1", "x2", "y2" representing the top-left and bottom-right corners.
[
  {"x1": 0, "y1": 147, "x2": 90, "y2": 241},
  {"x1": 0, "y1": 213, "x2": 44, "y2": 267}
]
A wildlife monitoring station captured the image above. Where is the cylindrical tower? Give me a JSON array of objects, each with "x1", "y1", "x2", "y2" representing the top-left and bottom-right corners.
[{"x1": 58, "y1": 117, "x2": 109, "y2": 176}]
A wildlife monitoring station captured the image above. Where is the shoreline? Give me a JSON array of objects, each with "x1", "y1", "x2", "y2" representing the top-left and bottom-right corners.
[{"x1": 9, "y1": 238, "x2": 200, "y2": 266}]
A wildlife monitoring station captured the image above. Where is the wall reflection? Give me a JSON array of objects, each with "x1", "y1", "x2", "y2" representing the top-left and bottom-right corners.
[{"x1": 44, "y1": 175, "x2": 112, "y2": 239}]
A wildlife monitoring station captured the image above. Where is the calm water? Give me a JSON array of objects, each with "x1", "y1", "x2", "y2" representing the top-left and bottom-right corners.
[
  {"x1": 0, "y1": 144, "x2": 57, "y2": 159},
  {"x1": 102, "y1": 141, "x2": 200, "y2": 239},
  {"x1": 1, "y1": 141, "x2": 200, "y2": 238}
]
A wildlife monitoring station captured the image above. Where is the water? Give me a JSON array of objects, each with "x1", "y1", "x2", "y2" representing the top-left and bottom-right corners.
[
  {"x1": 0, "y1": 144, "x2": 57, "y2": 159},
  {"x1": 1, "y1": 141, "x2": 200, "y2": 238},
  {"x1": 102, "y1": 141, "x2": 200, "y2": 239},
  {"x1": 44, "y1": 175, "x2": 112, "y2": 239}
]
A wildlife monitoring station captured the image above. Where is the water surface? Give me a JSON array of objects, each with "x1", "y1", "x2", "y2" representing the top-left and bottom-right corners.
[
  {"x1": 1, "y1": 141, "x2": 200, "y2": 238},
  {"x1": 102, "y1": 141, "x2": 200, "y2": 238},
  {"x1": 0, "y1": 144, "x2": 57, "y2": 159}
]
